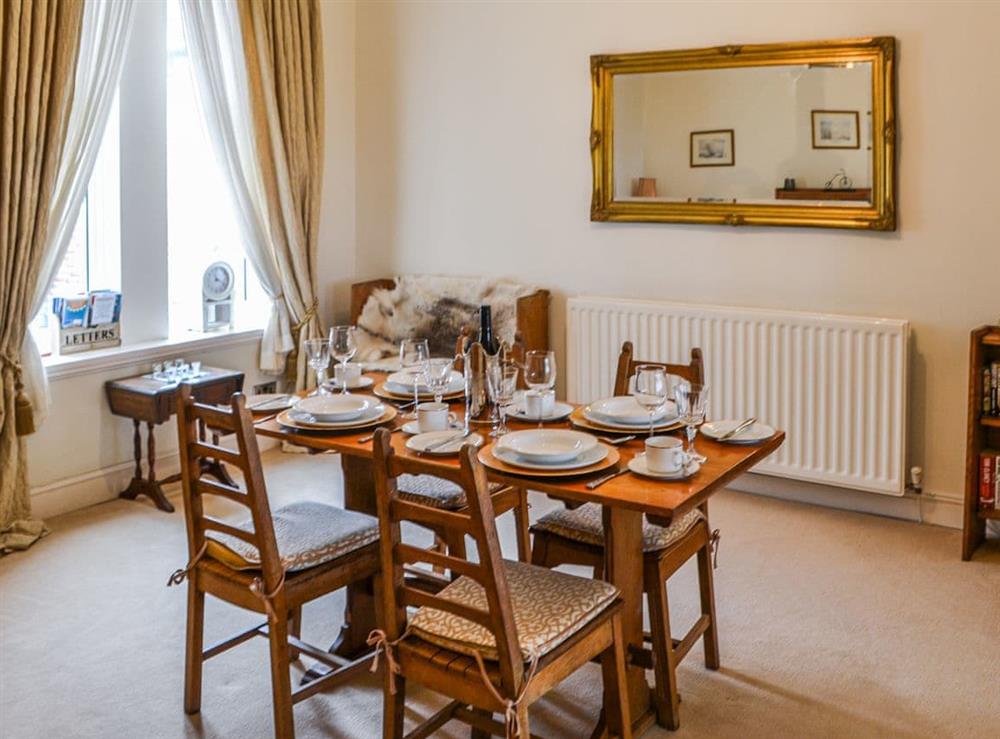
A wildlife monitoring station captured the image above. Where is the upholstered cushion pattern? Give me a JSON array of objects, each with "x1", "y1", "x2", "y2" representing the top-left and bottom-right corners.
[
  {"x1": 207, "y1": 501, "x2": 379, "y2": 572},
  {"x1": 532, "y1": 503, "x2": 703, "y2": 552},
  {"x1": 408, "y1": 560, "x2": 618, "y2": 660},
  {"x1": 396, "y1": 474, "x2": 505, "y2": 510}
]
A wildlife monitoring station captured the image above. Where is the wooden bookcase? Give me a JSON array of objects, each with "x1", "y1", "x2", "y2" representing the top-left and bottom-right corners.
[{"x1": 962, "y1": 325, "x2": 1000, "y2": 560}]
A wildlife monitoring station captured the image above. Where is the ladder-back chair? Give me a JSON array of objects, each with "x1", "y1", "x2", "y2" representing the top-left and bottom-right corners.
[
  {"x1": 170, "y1": 387, "x2": 381, "y2": 739},
  {"x1": 613, "y1": 340, "x2": 705, "y2": 396},
  {"x1": 369, "y1": 428, "x2": 633, "y2": 739}
]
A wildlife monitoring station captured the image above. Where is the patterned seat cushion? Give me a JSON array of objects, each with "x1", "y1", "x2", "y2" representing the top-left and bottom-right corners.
[
  {"x1": 396, "y1": 474, "x2": 505, "y2": 510},
  {"x1": 207, "y1": 501, "x2": 379, "y2": 572},
  {"x1": 532, "y1": 503, "x2": 703, "y2": 552},
  {"x1": 408, "y1": 560, "x2": 619, "y2": 661}
]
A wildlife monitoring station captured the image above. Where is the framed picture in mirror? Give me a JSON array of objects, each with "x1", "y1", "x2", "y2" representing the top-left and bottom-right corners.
[
  {"x1": 690, "y1": 129, "x2": 735, "y2": 167},
  {"x1": 811, "y1": 110, "x2": 860, "y2": 149}
]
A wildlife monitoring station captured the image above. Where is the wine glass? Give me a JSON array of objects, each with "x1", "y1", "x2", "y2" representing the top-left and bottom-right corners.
[
  {"x1": 633, "y1": 364, "x2": 668, "y2": 437},
  {"x1": 329, "y1": 325, "x2": 358, "y2": 394},
  {"x1": 304, "y1": 339, "x2": 332, "y2": 396},
  {"x1": 675, "y1": 382, "x2": 709, "y2": 462},
  {"x1": 424, "y1": 358, "x2": 454, "y2": 404},
  {"x1": 524, "y1": 350, "x2": 557, "y2": 427},
  {"x1": 399, "y1": 338, "x2": 430, "y2": 418},
  {"x1": 487, "y1": 362, "x2": 519, "y2": 436}
]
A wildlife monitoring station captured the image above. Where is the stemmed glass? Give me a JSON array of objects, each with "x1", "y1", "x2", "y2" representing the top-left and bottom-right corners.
[
  {"x1": 329, "y1": 325, "x2": 357, "y2": 394},
  {"x1": 524, "y1": 350, "x2": 557, "y2": 427},
  {"x1": 633, "y1": 364, "x2": 668, "y2": 437},
  {"x1": 675, "y1": 382, "x2": 709, "y2": 462},
  {"x1": 487, "y1": 362, "x2": 519, "y2": 436},
  {"x1": 399, "y1": 338, "x2": 430, "y2": 418},
  {"x1": 424, "y1": 358, "x2": 454, "y2": 404},
  {"x1": 304, "y1": 339, "x2": 332, "y2": 396}
]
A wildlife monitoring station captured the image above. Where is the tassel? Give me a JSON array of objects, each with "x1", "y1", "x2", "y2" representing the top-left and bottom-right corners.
[{"x1": 14, "y1": 383, "x2": 35, "y2": 436}]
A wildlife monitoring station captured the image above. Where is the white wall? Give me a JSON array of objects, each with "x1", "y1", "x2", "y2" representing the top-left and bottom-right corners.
[{"x1": 354, "y1": 0, "x2": 1000, "y2": 516}]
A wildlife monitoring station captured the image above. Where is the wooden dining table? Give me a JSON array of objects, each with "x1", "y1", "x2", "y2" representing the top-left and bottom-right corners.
[{"x1": 253, "y1": 376, "x2": 784, "y2": 734}]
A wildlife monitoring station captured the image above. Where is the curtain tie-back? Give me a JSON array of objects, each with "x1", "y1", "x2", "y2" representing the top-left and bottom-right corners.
[
  {"x1": 292, "y1": 297, "x2": 319, "y2": 333},
  {"x1": 1, "y1": 351, "x2": 35, "y2": 436}
]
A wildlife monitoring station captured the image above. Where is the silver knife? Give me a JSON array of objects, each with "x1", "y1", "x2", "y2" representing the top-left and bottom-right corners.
[
  {"x1": 720, "y1": 416, "x2": 757, "y2": 441},
  {"x1": 586, "y1": 467, "x2": 630, "y2": 489},
  {"x1": 247, "y1": 394, "x2": 291, "y2": 410},
  {"x1": 425, "y1": 428, "x2": 471, "y2": 452}
]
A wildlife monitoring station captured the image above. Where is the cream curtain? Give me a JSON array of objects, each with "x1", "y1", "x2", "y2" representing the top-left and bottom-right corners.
[
  {"x1": 0, "y1": 0, "x2": 84, "y2": 552},
  {"x1": 22, "y1": 0, "x2": 135, "y2": 428},
  {"x1": 238, "y1": 0, "x2": 325, "y2": 390},
  {"x1": 177, "y1": 0, "x2": 293, "y2": 373}
]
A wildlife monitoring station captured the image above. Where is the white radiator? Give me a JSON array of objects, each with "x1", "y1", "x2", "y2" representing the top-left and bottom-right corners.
[{"x1": 566, "y1": 297, "x2": 910, "y2": 496}]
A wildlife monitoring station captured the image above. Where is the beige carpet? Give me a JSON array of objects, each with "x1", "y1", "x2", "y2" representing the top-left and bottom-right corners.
[{"x1": 2, "y1": 450, "x2": 999, "y2": 739}]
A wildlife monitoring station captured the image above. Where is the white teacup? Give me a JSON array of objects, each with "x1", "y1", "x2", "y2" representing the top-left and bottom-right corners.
[
  {"x1": 417, "y1": 402, "x2": 457, "y2": 432},
  {"x1": 334, "y1": 363, "x2": 362, "y2": 386},
  {"x1": 524, "y1": 389, "x2": 556, "y2": 419},
  {"x1": 645, "y1": 436, "x2": 690, "y2": 474}
]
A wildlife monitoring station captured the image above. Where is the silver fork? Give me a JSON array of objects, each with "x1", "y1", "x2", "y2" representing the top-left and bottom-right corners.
[
  {"x1": 358, "y1": 426, "x2": 401, "y2": 443},
  {"x1": 596, "y1": 434, "x2": 637, "y2": 446}
]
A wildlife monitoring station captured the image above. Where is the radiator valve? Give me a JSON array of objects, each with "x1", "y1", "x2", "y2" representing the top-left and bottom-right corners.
[{"x1": 909, "y1": 466, "x2": 923, "y2": 494}]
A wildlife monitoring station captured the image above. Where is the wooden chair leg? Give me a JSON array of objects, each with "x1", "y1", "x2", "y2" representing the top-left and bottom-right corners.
[
  {"x1": 697, "y1": 537, "x2": 720, "y2": 670},
  {"x1": 470, "y1": 708, "x2": 492, "y2": 738},
  {"x1": 600, "y1": 613, "x2": 633, "y2": 739},
  {"x1": 529, "y1": 530, "x2": 549, "y2": 567},
  {"x1": 267, "y1": 612, "x2": 295, "y2": 739},
  {"x1": 645, "y1": 561, "x2": 680, "y2": 730},
  {"x1": 288, "y1": 606, "x2": 302, "y2": 661},
  {"x1": 430, "y1": 534, "x2": 448, "y2": 575},
  {"x1": 514, "y1": 703, "x2": 531, "y2": 739},
  {"x1": 383, "y1": 670, "x2": 405, "y2": 739},
  {"x1": 443, "y1": 530, "x2": 467, "y2": 579},
  {"x1": 513, "y1": 487, "x2": 532, "y2": 563},
  {"x1": 184, "y1": 579, "x2": 205, "y2": 714}
]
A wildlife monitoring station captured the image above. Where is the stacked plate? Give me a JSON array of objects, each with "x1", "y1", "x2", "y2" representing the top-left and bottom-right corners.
[
  {"x1": 492, "y1": 430, "x2": 608, "y2": 471},
  {"x1": 382, "y1": 370, "x2": 465, "y2": 399},
  {"x1": 276, "y1": 394, "x2": 394, "y2": 431},
  {"x1": 579, "y1": 396, "x2": 679, "y2": 432}
]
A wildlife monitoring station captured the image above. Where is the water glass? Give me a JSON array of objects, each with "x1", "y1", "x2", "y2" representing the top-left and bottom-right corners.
[
  {"x1": 190, "y1": 361, "x2": 202, "y2": 377},
  {"x1": 329, "y1": 325, "x2": 358, "y2": 393},
  {"x1": 488, "y1": 362, "x2": 519, "y2": 436},
  {"x1": 399, "y1": 338, "x2": 430, "y2": 417},
  {"x1": 424, "y1": 358, "x2": 454, "y2": 404},
  {"x1": 524, "y1": 349, "x2": 557, "y2": 427},
  {"x1": 633, "y1": 364, "x2": 668, "y2": 437},
  {"x1": 304, "y1": 339, "x2": 332, "y2": 396},
  {"x1": 675, "y1": 382, "x2": 709, "y2": 462}
]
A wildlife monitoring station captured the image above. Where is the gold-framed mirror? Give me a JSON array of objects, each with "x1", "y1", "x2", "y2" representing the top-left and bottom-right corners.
[{"x1": 590, "y1": 37, "x2": 897, "y2": 230}]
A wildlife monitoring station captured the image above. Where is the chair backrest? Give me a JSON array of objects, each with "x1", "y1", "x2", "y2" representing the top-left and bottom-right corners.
[
  {"x1": 175, "y1": 386, "x2": 283, "y2": 591},
  {"x1": 613, "y1": 340, "x2": 705, "y2": 396},
  {"x1": 370, "y1": 429, "x2": 525, "y2": 696}
]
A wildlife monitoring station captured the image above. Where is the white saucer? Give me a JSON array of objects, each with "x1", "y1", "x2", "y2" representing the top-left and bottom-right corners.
[
  {"x1": 407, "y1": 430, "x2": 484, "y2": 455},
  {"x1": 401, "y1": 420, "x2": 464, "y2": 435},
  {"x1": 493, "y1": 443, "x2": 609, "y2": 471},
  {"x1": 324, "y1": 376, "x2": 375, "y2": 391},
  {"x1": 701, "y1": 420, "x2": 775, "y2": 444},
  {"x1": 627, "y1": 454, "x2": 701, "y2": 480}
]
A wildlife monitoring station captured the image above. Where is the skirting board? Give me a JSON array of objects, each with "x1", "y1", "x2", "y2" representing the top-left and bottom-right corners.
[
  {"x1": 729, "y1": 472, "x2": 963, "y2": 530},
  {"x1": 30, "y1": 437, "x2": 280, "y2": 521}
]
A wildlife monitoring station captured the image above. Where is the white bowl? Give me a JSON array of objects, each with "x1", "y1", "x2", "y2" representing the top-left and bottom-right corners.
[
  {"x1": 295, "y1": 394, "x2": 373, "y2": 422},
  {"x1": 497, "y1": 429, "x2": 598, "y2": 463}
]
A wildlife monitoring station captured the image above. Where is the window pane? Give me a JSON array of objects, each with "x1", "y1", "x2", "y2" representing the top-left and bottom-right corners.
[{"x1": 166, "y1": 0, "x2": 268, "y2": 335}]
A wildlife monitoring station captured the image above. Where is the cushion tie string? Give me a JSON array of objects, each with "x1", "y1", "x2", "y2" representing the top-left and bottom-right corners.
[
  {"x1": 366, "y1": 628, "x2": 410, "y2": 692},
  {"x1": 167, "y1": 541, "x2": 209, "y2": 586},
  {"x1": 249, "y1": 571, "x2": 287, "y2": 622},
  {"x1": 472, "y1": 650, "x2": 540, "y2": 739},
  {"x1": 710, "y1": 528, "x2": 721, "y2": 569}
]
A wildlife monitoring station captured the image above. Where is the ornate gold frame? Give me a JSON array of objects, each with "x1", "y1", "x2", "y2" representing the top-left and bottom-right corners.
[{"x1": 590, "y1": 37, "x2": 897, "y2": 230}]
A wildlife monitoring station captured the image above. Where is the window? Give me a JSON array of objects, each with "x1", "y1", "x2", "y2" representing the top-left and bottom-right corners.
[
  {"x1": 38, "y1": 0, "x2": 268, "y2": 361},
  {"x1": 166, "y1": 0, "x2": 268, "y2": 335}
]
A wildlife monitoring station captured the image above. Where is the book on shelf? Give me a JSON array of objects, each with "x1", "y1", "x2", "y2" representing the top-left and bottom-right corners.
[
  {"x1": 980, "y1": 450, "x2": 1000, "y2": 509},
  {"x1": 985, "y1": 361, "x2": 1000, "y2": 417}
]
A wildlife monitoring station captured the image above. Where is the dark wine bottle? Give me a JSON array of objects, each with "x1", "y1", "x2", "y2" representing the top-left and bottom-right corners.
[{"x1": 479, "y1": 305, "x2": 499, "y2": 355}]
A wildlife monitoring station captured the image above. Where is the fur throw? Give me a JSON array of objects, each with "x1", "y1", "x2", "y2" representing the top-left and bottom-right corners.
[{"x1": 355, "y1": 275, "x2": 537, "y2": 360}]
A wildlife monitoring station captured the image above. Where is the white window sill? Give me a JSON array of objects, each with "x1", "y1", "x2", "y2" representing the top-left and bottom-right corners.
[{"x1": 44, "y1": 327, "x2": 264, "y2": 381}]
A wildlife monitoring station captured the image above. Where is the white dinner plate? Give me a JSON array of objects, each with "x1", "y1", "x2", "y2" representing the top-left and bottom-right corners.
[
  {"x1": 245, "y1": 393, "x2": 296, "y2": 412},
  {"x1": 588, "y1": 396, "x2": 676, "y2": 426},
  {"x1": 508, "y1": 401, "x2": 574, "y2": 423},
  {"x1": 407, "y1": 430, "x2": 484, "y2": 455},
  {"x1": 495, "y1": 429, "x2": 598, "y2": 464},
  {"x1": 386, "y1": 370, "x2": 464, "y2": 395},
  {"x1": 628, "y1": 454, "x2": 701, "y2": 480},
  {"x1": 286, "y1": 402, "x2": 385, "y2": 428},
  {"x1": 401, "y1": 420, "x2": 464, "y2": 435},
  {"x1": 324, "y1": 376, "x2": 375, "y2": 391},
  {"x1": 493, "y1": 443, "x2": 609, "y2": 471},
  {"x1": 700, "y1": 420, "x2": 775, "y2": 444},
  {"x1": 295, "y1": 394, "x2": 375, "y2": 422}
]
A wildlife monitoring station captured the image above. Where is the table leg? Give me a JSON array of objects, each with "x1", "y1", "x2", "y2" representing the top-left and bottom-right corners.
[
  {"x1": 603, "y1": 506, "x2": 655, "y2": 735},
  {"x1": 118, "y1": 422, "x2": 175, "y2": 513}
]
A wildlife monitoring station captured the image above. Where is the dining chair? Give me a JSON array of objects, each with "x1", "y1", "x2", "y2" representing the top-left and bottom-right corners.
[
  {"x1": 369, "y1": 428, "x2": 633, "y2": 739},
  {"x1": 169, "y1": 387, "x2": 381, "y2": 739},
  {"x1": 529, "y1": 340, "x2": 718, "y2": 730}
]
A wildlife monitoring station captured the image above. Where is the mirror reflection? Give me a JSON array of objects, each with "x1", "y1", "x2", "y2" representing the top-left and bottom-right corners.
[{"x1": 613, "y1": 62, "x2": 873, "y2": 206}]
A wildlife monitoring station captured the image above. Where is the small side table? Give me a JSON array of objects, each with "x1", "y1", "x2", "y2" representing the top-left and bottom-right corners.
[{"x1": 105, "y1": 367, "x2": 245, "y2": 512}]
